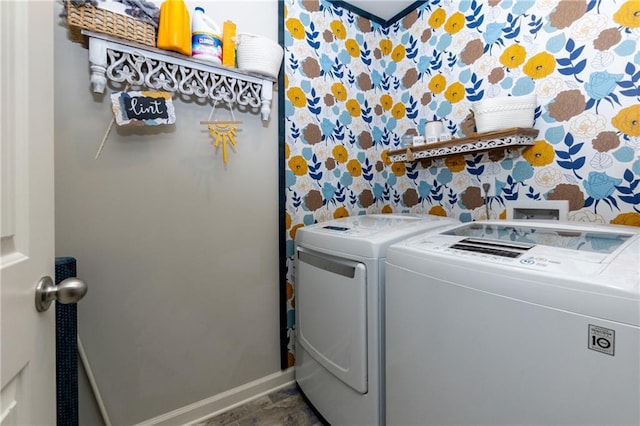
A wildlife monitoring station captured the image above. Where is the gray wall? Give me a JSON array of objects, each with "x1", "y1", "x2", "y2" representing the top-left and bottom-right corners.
[{"x1": 54, "y1": 2, "x2": 281, "y2": 424}]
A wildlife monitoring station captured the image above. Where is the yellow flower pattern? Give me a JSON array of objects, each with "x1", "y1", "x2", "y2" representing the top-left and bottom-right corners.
[
  {"x1": 346, "y1": 99, "x2": 361, "y2": 117},
  {"x1": 287, "y1": 87, "x2": 307, "y2": 108},
  {"x1": 391, "y1": 162, "x2": 406, "y2": 177},
  {"x1": 332, "y1": 145, "x2": 348, "y2": 163},
  {"x1": 429, "y1": 74, "x2": 447, "y2": 94},
  {"x1": 380, "y1": 94, "x2": 393, "y2": 110},
  {"x1": 345, "y1": 39, "x2": 360, "y2": 57},
  {"x1": 391, "y1": 45, "x2": 406, "y2": 62},
  {"x1": 612, "y1": 105, "x2": 640, "y2": 136},
  {"x1": 346, "y1": 159, "x2": 363, "y2": 176},
  {"x1": 331, "y1": 82, "x2": 347, "y2": 101},
  {"x1": 445, "y1": 155, "x2": 466, "y2": 172},
  {"x1": 391, "y1": 103, "x2": 406, "y2": 119},
  {"x1": 613, "y1": 1, "x2": 640, "y2": 28},
  {"x1": 288, "y1": 155, "x2": 308, "y2": 176},
  {"x1": 611, "y1": 212, "x2": 640, "y2": 227},
  {"x1": 444, "y1": 12, "x2": 465, "y2": 34},
  {"x1": 523, "y1": 52, "x2": 556, "y2": 79},
  {"x1": 379, "y1": 39, "x2": 392, "y2": 55},
  {"x1": 330, "y1": 20, "x2": 347, "y2": 39},
  {"x1": 429, "y1": 8, "x2": 446, "y2": 28},
  {"x1": 522, "y1": 141, "x2": 555, "y2": 166},
  {"x1": 429, "y1": 205, "x2": 447, "y2": 217},
  {"x1": 444, "y1": 82, "x2": 466, "y2": 103},
  {"x1": 500, "y1": 44, "x2": 527, "y2": 68},
  {"x1": 286, "y1": 18, "x2": 305, "y2": 39}
]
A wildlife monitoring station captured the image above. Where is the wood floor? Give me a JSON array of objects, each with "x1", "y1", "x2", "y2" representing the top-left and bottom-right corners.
[{"x1": 195, "y1": 384, "x2": 325, "y2": 426}]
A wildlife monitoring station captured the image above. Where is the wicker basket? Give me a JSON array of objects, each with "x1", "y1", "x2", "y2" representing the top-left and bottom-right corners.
[
  {"x1": 472, "y1": 95, "x2": 536, "y2": 133},
  {"x1": 236, "y1": 33, "x2": 284, "y2": 79},
  {"x1": 66, "y1": 2, "x2": 156, "y2": 47}
]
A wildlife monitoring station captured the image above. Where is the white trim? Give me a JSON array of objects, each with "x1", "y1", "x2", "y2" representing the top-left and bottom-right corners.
[{"x1": 133, "y1": 368, "x2": 296, "y2": 426}]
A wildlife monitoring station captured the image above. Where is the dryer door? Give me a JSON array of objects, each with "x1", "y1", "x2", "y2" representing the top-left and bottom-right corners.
[{"x1": 296, "y1": 247, "x2": 368, "y2": 394}]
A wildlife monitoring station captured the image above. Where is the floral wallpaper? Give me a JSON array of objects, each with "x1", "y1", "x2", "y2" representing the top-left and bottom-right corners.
[{"x1": 282, "y1": 0, "x2": 640, "y2": 365}]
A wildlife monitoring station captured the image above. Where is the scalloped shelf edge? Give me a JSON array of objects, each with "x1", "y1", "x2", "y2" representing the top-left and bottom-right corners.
[
  {"x1": 387, "y1": 128, "x2": 540, "y2": 163},
  {"x1": 83, "y1": 30, "x2": 277, "y2": 121}
]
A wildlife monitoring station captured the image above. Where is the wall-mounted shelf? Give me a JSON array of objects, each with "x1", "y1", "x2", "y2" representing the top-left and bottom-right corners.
[
  {"x1": 387, "y1": 128, "x2": 539, "y2": 163},
  {"x1": 83, "y1": 31, "x2": 276, "y2": 121}
]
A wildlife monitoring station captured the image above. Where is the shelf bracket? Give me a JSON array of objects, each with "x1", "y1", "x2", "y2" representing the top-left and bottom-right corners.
[{"x1": 84, "y1": 31, "x2": 276, "y2": 121}]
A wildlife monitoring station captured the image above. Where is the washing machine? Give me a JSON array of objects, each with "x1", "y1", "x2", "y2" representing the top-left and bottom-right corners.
[
  {"x1": 385, "y1": 220, "x2": 640, "y2": 426},
  {"x1": 294, "y1": 213, "x2": 459, "y2": 426}
]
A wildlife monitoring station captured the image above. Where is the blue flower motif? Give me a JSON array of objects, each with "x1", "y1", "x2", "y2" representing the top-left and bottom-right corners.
[
  {"x1": 513, "y1": 77, "x2": 535, "y2": 95},
  {"x1": 417, "y1": 56, "x2": 430, "y2": 73},
  {"x1": 613, "y1": 146, "x2": 635, "y2": 162},
  {"x1": 501, "y1": 157, "x2": 514, "y2": 170},
  {"x1": 437, "y1": 168, "x2": 453, "y2": 185},
  {"x1": 584, "y1": 71, "x2": 623, "y2": 100},
  {"x1": 371, "y1": 70, "x2": 383, "y2": 86},
  {"x1": 373, "y1": 183, "x2": 384, "y2": 199},
  {"x1": 459, "y1": 212, "x2": 473, "y2": 222},
  {"x1": 387, "y1": 173, "x2": 397, "y2": 186},
  {"x1": 339, "y1": 110, "x2": 353, "y2": 126},
  {"x1": 546, "y1": 33, "x2": 566, "y2": 54},
  {"x1": 436, "y1": 34, "x2": 452, "y2": 51},
  {"x1": 285, "y1": 170, "x2": 297, "y2": 187},
  {"x1": 286, "y1": 240, "x2": 295, "y2": 258},
  {"x1": 338, "y1": 50, "x2": 352, "y2": 65},
  {"x1": 512, "y1": 161, "x2": 534, "y2": 181},
  {"x1": 513, "y1": 0, "x2": 534, "y2": 15},
  {"x1": 483, "y1": 23, "x2": 505, "y2": 45},
  {"x1": 615, "y1": 40, "x2": 637, "y2": 57},
  {"x1": 545, "y1": 126, "x2": 565, "y2": 144},
  {"x1": 285, "y1": 101, "x2": 295, "y2": 117},
  {"x1": 322, "y1": 182, "x2": 337, "y2": 201},
  {"x1": 301, "y1": 147, "x2": 313, "y2": 160},
  {"x1": 372, "y1": 126, "x2": 383, "y2": 143},
  {"x1": 340, "y1": 172, "x2": 353, "y2": 187},
  {"x1": 583, "y1": 172, "x2": 622, "y2": 200},
  {"x1": 303, "y1": 214, "x2": 315, "y2": 225},
  {"x1": 500, "y1": 77, "x2": 513, "y2": 89},
  {"x1": 633, "y1": 159, "x2": 640, "y2": 175},
  {"x1": 319, "y1": 54, "x2": 334, "y2": 73},
  {"x1": 418, "y1": 181, "x2": 433, "y2": 198},
  {"x1": 437, "y1": 101, "x2": 452, "y2": 118},
  {"x1": 386, "y1": 61, "x2": 397, "y2": 75},
  {"x1": 321, "y1": 118, "x2": 335, "y2": 137}
]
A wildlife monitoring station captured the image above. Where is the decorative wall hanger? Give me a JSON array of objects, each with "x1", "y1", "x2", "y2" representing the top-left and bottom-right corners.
[
  {"x1": 111, "y1": 90, "x2": 175, "y2": 127},
  {"x1": 97, "y1": 88, "x2": 176, "y2": 159},
  {"x1": 200, "y1": 99, "x2": 243, "y2": 164}
]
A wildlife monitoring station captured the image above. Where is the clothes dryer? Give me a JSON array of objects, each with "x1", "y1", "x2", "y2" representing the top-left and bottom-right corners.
[
  {"x1": 294, "y1": 214, "x2": 458, "y2": 426},
  {"x1": 385, "y1": 220, "x2": 640, "y2": 426}
]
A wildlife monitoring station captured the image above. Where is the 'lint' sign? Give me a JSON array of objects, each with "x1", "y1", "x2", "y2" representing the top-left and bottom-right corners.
[{"x1": 111, "y1": 91, "x2": 176, "y2": 126}]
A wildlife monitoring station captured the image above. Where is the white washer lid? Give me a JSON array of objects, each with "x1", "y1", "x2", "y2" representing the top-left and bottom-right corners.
[{"x1": 295, "y1": 214, "x2": 458, "y2": 258}]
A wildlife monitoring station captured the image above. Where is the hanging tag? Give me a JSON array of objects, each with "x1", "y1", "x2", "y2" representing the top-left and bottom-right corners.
[
  {"x1": 111, "y1": 90, "x2": 175, "y2": 126},
  {"x1": 406, "y1": 147, "x2": 415, "y2": 162}
]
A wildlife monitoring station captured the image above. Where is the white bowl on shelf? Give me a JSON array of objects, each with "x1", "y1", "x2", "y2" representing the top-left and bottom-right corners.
[{"x1": 472, "y1": 94, "x2": 536, "y2": 133}]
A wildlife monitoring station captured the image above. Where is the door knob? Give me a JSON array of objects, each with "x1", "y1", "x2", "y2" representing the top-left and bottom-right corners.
[{"x1": 35, "y1": 276, "x2": 87, "y2": 312}]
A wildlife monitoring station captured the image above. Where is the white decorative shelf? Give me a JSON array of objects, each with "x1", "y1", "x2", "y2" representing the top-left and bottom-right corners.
[
  {"x1": 83, "y1": 31, "x2": 276, "y2": 121},
  {"x1": 387, "y1": 128, "x2": 539, "y2": 162}
]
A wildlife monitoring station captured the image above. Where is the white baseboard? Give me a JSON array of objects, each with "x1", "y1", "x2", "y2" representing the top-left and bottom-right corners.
[{"x1": 133, "y1": 368, "x2": 296, "y2": 426}]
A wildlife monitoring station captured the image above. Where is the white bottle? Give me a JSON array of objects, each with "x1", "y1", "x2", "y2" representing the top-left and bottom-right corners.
[{"x1": 191, "y1": 7, "x2": 222, "y2": 64}]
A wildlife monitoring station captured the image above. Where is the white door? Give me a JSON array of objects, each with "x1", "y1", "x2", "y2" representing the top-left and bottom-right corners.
[{"x1": 1, "y1": 1, "x2": 56, "y2": 424}]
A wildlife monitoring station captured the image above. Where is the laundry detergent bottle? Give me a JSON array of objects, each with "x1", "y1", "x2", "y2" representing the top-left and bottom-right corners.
[
  {"x1": 191, "y1": 7, "x2": 222, "y2": 64},
  {"x1": 157, "y1": 0, "x2": 191, "y2": 56}
]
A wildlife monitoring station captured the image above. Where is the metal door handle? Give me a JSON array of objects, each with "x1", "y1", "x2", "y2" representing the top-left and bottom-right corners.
[{"x1": 35, "y1": 276, "x2": 87, "y2": 312}]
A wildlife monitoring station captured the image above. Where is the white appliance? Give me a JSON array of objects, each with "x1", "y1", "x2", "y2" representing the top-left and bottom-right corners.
[
  {"x1": 385, "y1": 220, "x2": 640, "y2": 426},
  {"x1": 294, "y1": 214, "x2": 459, "y2": 426}
]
